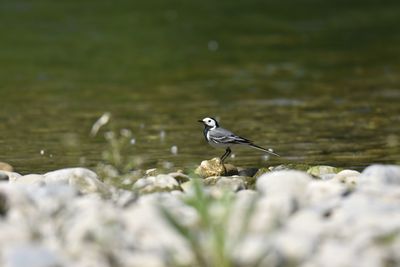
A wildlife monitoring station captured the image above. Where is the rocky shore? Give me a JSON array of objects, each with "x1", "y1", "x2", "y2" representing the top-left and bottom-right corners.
[{"x1": 0, "y1": 160, "x2": 400, "y2": 267}]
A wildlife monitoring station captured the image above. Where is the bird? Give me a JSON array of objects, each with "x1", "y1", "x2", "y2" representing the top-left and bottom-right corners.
[{"x1": 198, "y1": 117, "x2": 279, "y2": 162}]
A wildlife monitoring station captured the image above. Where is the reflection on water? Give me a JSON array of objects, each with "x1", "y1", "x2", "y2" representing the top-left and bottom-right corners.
[{"x1": 0, "y1": 0, "x2": 399, "y2": 173}]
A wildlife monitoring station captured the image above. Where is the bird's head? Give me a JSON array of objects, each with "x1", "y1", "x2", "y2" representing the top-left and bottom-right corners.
[{"x1": 198, "y1": 117, "x2": 219, "y2": 128}]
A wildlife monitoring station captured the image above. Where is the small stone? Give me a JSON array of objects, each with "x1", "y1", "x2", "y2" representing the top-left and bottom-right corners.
[
  {"x1": 195, "y1": 158, "x2": 238, "y2": 178},
  {"x1": 133, "y1": 174, "x2": 180, "y2": 194},
  {"x1": 333, "y1": 169, "x2": 361, "y2": 185},
  {"x1": 360, "y1": 164, "x2": 400, "y2": 186},
  {"x1": 256, "y1": 170, "x2": 312, "y2": 199},
  {"x1": 215, "y1": 176, "x2": 246, "y2": 192},
  {"x1": 44, "y1": 168, "x2": 110, "y2": 196},
  {"x1": 0, "y1": 162, "x2": 13, "y2": 172},
  {"x1": 195, "y1": 158, "x2": 226, "y2": 178},
  {"x1": 307, "y1": 165, "x2": 342, "y2": 179},
  {"x1": 12, "y1": 174, "x2": 45, "y2": 185}
]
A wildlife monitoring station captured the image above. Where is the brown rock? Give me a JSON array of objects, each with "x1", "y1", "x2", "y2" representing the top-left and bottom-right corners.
[
  {"x1": 0, "y1": 162, "x2": 13, "y2": 172},
  {"x1": 195, "y1": 158, "x2": 238, "y2": 178}
]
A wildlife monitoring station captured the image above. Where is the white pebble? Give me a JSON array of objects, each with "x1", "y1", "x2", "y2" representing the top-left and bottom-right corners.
[
  {"x1": 160, "y1": 130, "x2": 166, "y2": 141},
  {"x1": 170, "y1": 145, "x2": 178, "y2": 155},
  {"x1": 208, "y1": 40, "x2": 219, "y2": 51}
]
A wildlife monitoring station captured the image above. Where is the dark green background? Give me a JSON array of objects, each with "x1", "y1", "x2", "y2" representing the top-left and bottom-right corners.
[{"x1": 1, "y1": 0, "x2": 399, "y2": 173}]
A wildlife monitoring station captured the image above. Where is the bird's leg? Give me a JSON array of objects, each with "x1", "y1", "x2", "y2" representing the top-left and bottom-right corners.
[{"x1": 220, "y1": 147, "x2": 232, "y2": 162}]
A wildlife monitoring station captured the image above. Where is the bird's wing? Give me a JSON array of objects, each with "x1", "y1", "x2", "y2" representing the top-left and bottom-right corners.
[{"x1": 210, "y1": 128, "x2": 252, "y2": 144}]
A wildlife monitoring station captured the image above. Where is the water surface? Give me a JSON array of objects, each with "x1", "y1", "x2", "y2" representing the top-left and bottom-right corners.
[{"x1": 1, "y1": 0, "x2": 399, "y2": 173}]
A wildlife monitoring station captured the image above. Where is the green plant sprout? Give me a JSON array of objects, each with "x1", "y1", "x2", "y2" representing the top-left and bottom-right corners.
[
  {"x1": 91, "y1": 113, "x2": 142, "y2": 188},
  {"x1": 160, "y1": 178, "x2": 260, "y2": 267}
]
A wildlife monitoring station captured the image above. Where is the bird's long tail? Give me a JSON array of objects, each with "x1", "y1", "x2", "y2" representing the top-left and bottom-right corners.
[{"x1": 249, "y1": 143, "x2": 280, "y2": 157}]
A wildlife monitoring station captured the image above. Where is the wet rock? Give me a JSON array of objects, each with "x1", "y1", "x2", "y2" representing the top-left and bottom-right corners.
[
  {"x1": 195, "y1": 158, "x2": 238, "y2": 178},
  {"x1": 360, "y1": 164, "x2": 400, "y2": 186},
  {"x1": 44, "y1": 168, "x2": 110, "y2": 196},
  {"x1": 307, "y1": 165, "x2": 342, "y2": 180},
  {"x1": 0, "y1": 162, "x2": 13, "y2": 172},
  {"x1": 333, "y1": 169, "x2": 360, "y2": 186},
  {"x1": 133, "y1": 174, "x2": 180, "y2": 194}
]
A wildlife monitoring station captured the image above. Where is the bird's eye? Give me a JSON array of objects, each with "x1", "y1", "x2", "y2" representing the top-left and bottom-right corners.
[{"x1": 208, "y1": 120, "x2": 211, "y2": 123}]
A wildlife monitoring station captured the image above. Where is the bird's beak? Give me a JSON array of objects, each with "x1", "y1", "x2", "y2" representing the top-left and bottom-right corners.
[{"x1": 197, "y1": 120, "x2": 203, "y2": 123}]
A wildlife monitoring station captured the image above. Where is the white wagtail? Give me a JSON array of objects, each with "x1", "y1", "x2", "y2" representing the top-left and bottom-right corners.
[{"x1": 198, "y1": 117, "x2": 279, "y2": 162}]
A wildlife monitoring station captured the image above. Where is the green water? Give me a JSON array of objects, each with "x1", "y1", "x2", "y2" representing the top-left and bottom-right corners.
[{"x1": 1, "y1": 0, "x2": 399, "y2": 174}]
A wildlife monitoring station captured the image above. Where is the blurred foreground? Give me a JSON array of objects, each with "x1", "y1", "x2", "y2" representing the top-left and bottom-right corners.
[{"x1": 1, "y1": 163, "x2": 400, "y2": 267}]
